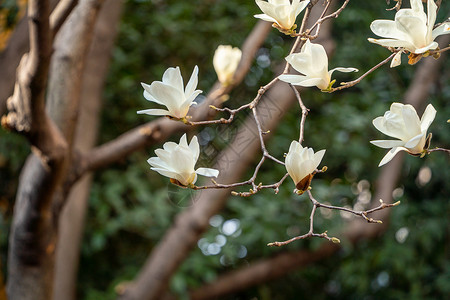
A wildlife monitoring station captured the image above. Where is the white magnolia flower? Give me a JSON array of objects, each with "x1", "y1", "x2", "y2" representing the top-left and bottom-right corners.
[
  {"x1": 148, "y1": 134, "x2": 219, "y2": 186},
  {"x1": 285, "y1": 140, "x2": 326, "y2": 193},
  {"x1": 371, "y1": 103, "x2": 436, "y2": 167},
  {"x1": 279, "y1": 39, "x2": 358, "y2": 90},
  {"x1": 254, "y1": 0, "x2": 309, "y2": 33},
  {"x1": 213, "y1": 45, "x2": 242, "y2": 86},
  {"x1": 138, "y1": 66, "x2": 202, "y2": 119},
  {"x1": 368, "y1": 0, "x2": 450, "y2": 66}
]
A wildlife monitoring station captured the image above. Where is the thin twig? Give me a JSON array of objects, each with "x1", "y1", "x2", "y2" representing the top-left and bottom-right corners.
[
  {"x1": 329, "y1": 52, "x2": 397, "y2": 92},
  {"x1": 427, "y1": 147, "x2": 450, "y2": 154},
  {"x1": 267, "y1": 190, "x2": 400, "y2": 247}
]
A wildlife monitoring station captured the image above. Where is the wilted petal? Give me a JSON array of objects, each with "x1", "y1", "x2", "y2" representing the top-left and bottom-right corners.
[
  {"x1": 390, "y1": 51, "x2": 403, "y2": 68},
  {"x1": 196, "y1": 167, "x2": 219, "y2": 178}
]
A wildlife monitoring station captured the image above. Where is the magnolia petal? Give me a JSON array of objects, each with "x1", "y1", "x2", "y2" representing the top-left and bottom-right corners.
[
  {"x1": 309, "y1": 42, "x2": 329, "y2": 73},
  {"x1": 279, "y1": 74, "x2": 308, "y2": 84},
  {"x1": 137, "y1": 108, "x2": 171, "y2": 116},
  {"x1": 196, "y1": 167, "x2": 219, "y2": 178},
  {"x1": 420, "y1": 104, "x2": 436, "y2": 132},
  {"x1": 370, "y1": 20, "x2": 406, "y2": 40},
  {"x1": 410, "y1": 0, "x2": 424, "y2": 12},
  {"x1": 271, "y1": 5, "x2": 294, "y2": 29},
  {"x1": 153, "y1": 149, "x2": 173, "y2": 165},
  {"x1": 150, "y1": 167, "x2": 179, "y2": 180},
  {"x1": 299, "y1": 159, "x2": 316, "y2": 182},
  {"x1": 148, "y1": 156, "x2": 172, "y2": 170},
  {"x1": 188, "y1": 135, "x2": 200, "y2": 162},
  {"x1": 280, "y1": 74, "x2": 325, "y2": 89},
  {"x1": 328, "y1": 67, "x2": 358, "y2": 79},
  {"x1": 390, "y1": 51, "x2": 403, "y2": 68},
  {"x1": 254, "y1": 13, "x2": 277, "y2": 24},
  {"x1": 294, "y1": 0, "x2": 309, "y2": 16},
  {"x1": 372, "y1": 116, "x2": 404, "y2": 140},
  {"x1": 414, "y1": 41, "x2": 438, "y2": 54},
  {"x1": 255, "y1": 1, "x2": 277, "y2": 19},
  {"x1": 162, "y1": 67, "x2": 184, "y2": 92},
  {"x1": 401, "y1": 104, "x2": 421, "y2": 135},
  {"x1": 179, "y1": 133, "x2": 189, "y2": 148},
  {"x1": 313, "y1": 149, "x2": 326, "y2": 169},
  {"x1": 432, "y1": 22, "x2": 450, "y2": 40},
  {"x1": 141, "y1": 83, "x2": 165, "y2": 105},
  {"x1": 426, "y1": 0, "x2": 437, "y2": 40},
  {"x1": 148, "y1": 81, "x2": 185, "y2": 114},
  {"x1": 285, "y1": 53, "x2": 312, "y2": 75},
  {"x1": 185, "y1": 65, "x2": 199, "y2": 97},
  {"x1": 172, "y1": 146, "x2": 195, "y2": 174},
  {"x1": 368, "y1": 38, "x2": 416, "y2": 52},
  {"x1": 378, "y1": 147, "x2": 408, "y2": 167},
  {"x1": 370, "y1": 139, "x2": 405, "y2": 149},
  {"x1": 395, "y1": 14, "x2": 428, "y2": 47},
  {"x1": 163, "y1": 141, "x2": 178, "y2": 152},
  {"x1": 404, "y1": 133, "x2": 425, "y2": 150}
]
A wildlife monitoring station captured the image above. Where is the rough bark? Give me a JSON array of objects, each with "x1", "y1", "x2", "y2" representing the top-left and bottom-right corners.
[
  {"x1": 6, "y1": 1, "x2": 104, "y2": 299},
  {"x1": 0, "y1": 0, "x2": 72, "y2": 116},
  {"x1": 118, "y1": 5, "x2": 334, "y2": 299},
  {"x1": 53, "y1": 1, "x2": 123, "y2": 299}
]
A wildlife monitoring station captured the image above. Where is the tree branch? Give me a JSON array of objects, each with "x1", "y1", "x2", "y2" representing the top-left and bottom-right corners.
[{"x1": 172, "y1": 34, "x2": 449, "y2": 300}]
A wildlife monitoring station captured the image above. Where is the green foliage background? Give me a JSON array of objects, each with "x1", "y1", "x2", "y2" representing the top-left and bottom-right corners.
[{"x1": 1, "y1": 0, "x2": 449, "y2": 299}]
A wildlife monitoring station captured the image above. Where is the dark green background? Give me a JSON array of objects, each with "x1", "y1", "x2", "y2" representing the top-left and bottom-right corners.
[{"x1": 1, "y1": 0, "x2": 449, "y2": 299}]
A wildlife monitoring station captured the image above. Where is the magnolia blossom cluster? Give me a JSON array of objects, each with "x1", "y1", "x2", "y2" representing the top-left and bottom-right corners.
[{"x1": 137, "y1": 0, "x2": 444, "y2": 191}]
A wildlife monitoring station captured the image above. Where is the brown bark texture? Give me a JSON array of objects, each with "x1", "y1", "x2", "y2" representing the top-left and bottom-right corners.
[{"x1": 6, "y1": 1, "x2": 104, "y2": 299}]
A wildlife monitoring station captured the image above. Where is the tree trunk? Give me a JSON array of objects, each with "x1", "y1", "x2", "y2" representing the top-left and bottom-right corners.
[{"x1": 53, "y1": 1, "x2": 123, "y2": 299}]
